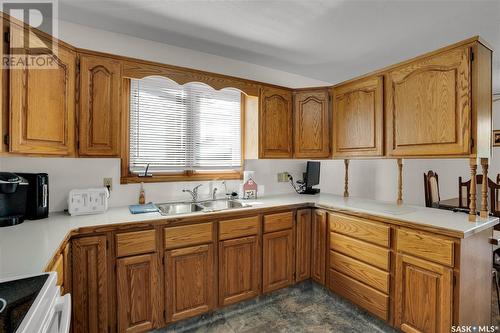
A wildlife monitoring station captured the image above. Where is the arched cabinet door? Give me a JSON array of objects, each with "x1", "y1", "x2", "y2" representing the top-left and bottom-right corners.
[
  {"x1": 294, "y1": 89, "x2": 330, "y2": 158},
  {"x1": 259, "y1": 87, "x2": 293, "y2": 158},
  {"x1": 9, "y1": 33, "x2": 76, "y2": 155},
  {"x1": 78, "y1": 53, "x2": 121, "y2": 156},
  {"x1": 386, "y1": 46, "x2": 471, "y2": 157},
  {"x1": 332, "y1": 76, "x2": 384, "y2": 157}
]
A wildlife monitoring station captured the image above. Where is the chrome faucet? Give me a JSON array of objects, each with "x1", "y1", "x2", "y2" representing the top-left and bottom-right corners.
[
  {"x1": 212, "y1": 187, "x2": 218, "y2": 200},
  {"x1": 183, "y1": 184, "x2": 203, "y2": 202}
]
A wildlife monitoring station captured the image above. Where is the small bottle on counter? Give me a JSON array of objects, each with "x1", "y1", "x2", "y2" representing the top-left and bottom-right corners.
[{"x1": 139, "y1": 182, "x2": 146, "y2": 205}]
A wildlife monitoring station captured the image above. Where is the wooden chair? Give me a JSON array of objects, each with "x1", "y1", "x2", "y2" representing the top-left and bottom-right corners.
[
  {"x1": 423, "y1": 171, "x2": 440, "y2": 208},
  {"x1": 459, "y1": 175, "x2": 500, "y2": 215}
]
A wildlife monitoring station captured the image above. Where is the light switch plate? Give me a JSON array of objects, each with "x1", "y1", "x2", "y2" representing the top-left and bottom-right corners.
[{"x1": 277, "y1": 172, "x2": 289, "y2": 183}]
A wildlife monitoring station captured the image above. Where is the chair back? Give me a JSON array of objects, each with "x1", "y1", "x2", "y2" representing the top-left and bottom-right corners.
[
  {"x1": 459, "y1": 175, "x2": 499, "y2": 214},
  {"x1": 424, "y1": 171, "x2": 440, "y2": 207},
  {"x1": 458, "y1": 176, "x2": 470, "y2": 208}
]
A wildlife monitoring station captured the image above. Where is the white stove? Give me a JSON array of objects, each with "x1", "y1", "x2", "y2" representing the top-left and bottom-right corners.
[{"x1": 0, "y1": 272, "x2": 70, "y2": 333}]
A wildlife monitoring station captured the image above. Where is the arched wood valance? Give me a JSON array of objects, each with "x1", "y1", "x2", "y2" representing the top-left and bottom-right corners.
[{"x1": 122, "y1": 60, "x2": 261, "y2": 96}]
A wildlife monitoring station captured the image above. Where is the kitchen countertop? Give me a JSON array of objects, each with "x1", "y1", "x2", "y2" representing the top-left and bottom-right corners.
[{"x1": 0, "y1": 193, "x2": 497, "y2": 280}]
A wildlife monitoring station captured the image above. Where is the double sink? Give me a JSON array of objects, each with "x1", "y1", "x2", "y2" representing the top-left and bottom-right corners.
[{"x1": 157, "y1": 199, "x2": 250, "y2": 216}]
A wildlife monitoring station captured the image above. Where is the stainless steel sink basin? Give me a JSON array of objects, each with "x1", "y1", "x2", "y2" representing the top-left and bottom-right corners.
[
  {"x1": 198, "y1": 199, "x2": 247, "y2": 211},
  {"x1": 157, "y1": 202, "x2": 204, "y2": 215},
  {"x1": 157, "y1": 199, "x2": 250, "y2": 216}
]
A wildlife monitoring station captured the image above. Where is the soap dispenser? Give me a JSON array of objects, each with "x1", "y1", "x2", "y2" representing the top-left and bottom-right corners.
[{"x1": 139, "y1": 182, "x2": 146, "y2": 205}]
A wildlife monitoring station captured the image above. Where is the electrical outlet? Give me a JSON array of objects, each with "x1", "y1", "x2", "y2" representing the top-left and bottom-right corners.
[
  {"x1": 103, "y1": 178, "x2": 113, "y2": 192},
  {"x1": 277, "y1": 172, "x2": 289, "y2": 183}
]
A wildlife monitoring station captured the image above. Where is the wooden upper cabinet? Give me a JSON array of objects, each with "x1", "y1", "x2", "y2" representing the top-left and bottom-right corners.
[
  {"x1": 293, "y1": 89, "x2": 330, "y2": 158},
  {"x1": 395, "y1": 254, "x2": 453, "y2": 333},
  {"x1": 386, "y1": 46, "x2": 471, "y2": 157},
  {"x1": 72, "y1": 236, "x2": 109, "y2": 333},
  {"x1": 9, "y1": 41, "x2": 76, "y2": 155},
  {"x1": 332, "y1": 76, "x2": 383, "y2": 157},
  {"x1": 117, "y1": 253, "x2": 161, "y2": 333},
  {"x1": 259, "y1": 87, "x2": 293, "y2": 158},
  {"x1": 78, "y1": 54, "x2": 121, "y2": 156}
]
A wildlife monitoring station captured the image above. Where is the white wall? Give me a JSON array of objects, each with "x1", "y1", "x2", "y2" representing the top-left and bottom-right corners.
[{"x1": 58, "y1": 20, "x2": 331, "y2": 88}]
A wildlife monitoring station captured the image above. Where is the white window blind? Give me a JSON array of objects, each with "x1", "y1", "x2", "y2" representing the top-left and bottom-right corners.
[{"x1": 129, "y1": 76, "x2": 242, "y2": 174}]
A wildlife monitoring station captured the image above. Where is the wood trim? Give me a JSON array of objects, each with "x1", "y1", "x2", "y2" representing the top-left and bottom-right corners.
[
  {"x1": 343, "y1": 159, "x2": 349, "y2": 197},
  {"x1": 121, "y1": 171, "x2": 243, "y2": 184},
  {"x1": 397, "y1": 159, "x2": 403, "y2": 205}
]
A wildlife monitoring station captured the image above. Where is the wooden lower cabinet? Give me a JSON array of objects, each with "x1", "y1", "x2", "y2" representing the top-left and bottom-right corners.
[
  {"x1": 219, "y1": 236, "x2": 260, "y2": 306},
  {"x1": 311, "y1": 209, "x2": 327, "y2": 284},
  {"x1": 64, "y1": 208, "x2": 489, "y2": 333},
  {"x1": 72, "y1": 236, "x2": 109, "y2": 333},
  {"x1": 116, "y1": 253, "x2": 161, "y2": 333},
  {"x1": 394, "y1": 254, "x2": 453, "y2": 333},
  {"x1": 262, "y1": 229, "x2": 294, "y2": 293},
  {"x1": 295, "y1": 209, "x2": 312, "y2": 282},
  {"x1": 165, "y1": 244, "x2": 215, "y2": 322}
]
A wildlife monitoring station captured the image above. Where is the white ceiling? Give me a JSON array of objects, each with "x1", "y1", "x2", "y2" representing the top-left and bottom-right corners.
[{"x1": 58, "y1": 0, "x2": 500, "y2": 90}]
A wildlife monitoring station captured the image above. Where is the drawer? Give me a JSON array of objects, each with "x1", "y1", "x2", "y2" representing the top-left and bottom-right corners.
[
  {"x1": 263, "y1": 212, "x2": 293, "y2": 233},
  {"x1": 219, "y1": 216, "x2": 260, "y2": 240},
  {"x1": 330, "y1": 251, "x2": 389, "y2": 293},
  {"x1": 396, "y1": 228, "x2": 454, "y2": 267},
  {"x1": 164, "y1": 222, "x2": 213, "y2": 249},
  {"x1": 329, "y1": 213, "x2": 390, "y2": 247},
  {"x1": 116, "y1": 229, "x2": 157, "y2": 257},
  {"x1": 328, "y1": 269, "x2": 389, "y2": 321},
  {"x1": 330, "y1": 232, "x2": 390, "y2": 271}
]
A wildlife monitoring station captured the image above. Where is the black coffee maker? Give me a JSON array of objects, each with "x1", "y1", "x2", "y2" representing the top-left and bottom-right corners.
[{"x1": 0, "y1": 172, "x2": 28, "y2": 227}]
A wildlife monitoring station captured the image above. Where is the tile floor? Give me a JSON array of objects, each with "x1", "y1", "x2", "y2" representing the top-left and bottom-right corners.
[
  {"x1": 153, "y1": 280, "x2": 500, "y2": 333},
  {"x1": 153, "y1": 281, "x2": 398, "y2": 333}
]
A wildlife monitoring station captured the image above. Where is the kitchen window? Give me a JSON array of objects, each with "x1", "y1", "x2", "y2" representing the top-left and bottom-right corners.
[{"x1": 126, "y1": 76, "x2": 243, "y2": 182}]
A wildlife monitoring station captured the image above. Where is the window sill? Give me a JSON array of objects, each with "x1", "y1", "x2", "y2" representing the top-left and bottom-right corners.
[{"x1": 120, "y1": 170, "x2": 243, "y2": 184}]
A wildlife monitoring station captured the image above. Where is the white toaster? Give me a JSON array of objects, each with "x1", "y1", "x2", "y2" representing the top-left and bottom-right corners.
[{"x1": 68, "y1": 187, "x2": 109, "y2": 216}]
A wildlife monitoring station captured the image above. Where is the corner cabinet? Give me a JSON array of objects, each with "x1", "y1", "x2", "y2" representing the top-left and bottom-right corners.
[
  {"x1": 259, "y1": 87, "x2": 293, "y2": 158},
  {"x1": 9, "y1": 42, "x2": 76, "y2": 156},
  {"x1": 293, "y1": 89, "x2": 330, "y2": 158},
  {"x1": 386, "y1": 45, "x2": 471, "y2": 157},
  {"x1": 78, "y1": 53, "x2": 122, "y2": 156},
  {"x1": 332, "y1": 76, "x2": 384, "y2": 157}
]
